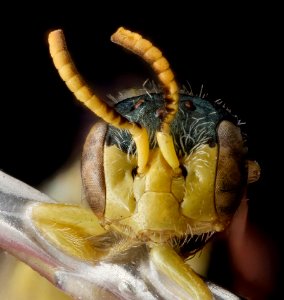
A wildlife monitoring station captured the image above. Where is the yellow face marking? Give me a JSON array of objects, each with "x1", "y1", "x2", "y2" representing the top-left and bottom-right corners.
[
  {"x1": 181, "y1": 144, "x2": 218, "y2": 222},
  {"x1": 104, "y1": 144, "x2": 221, "y2": 240},
  {"x1": 104, "y1": 145, "x2": 137, "y2": 220}
]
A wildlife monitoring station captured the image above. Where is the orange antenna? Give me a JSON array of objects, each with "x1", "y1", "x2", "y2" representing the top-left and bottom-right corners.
[
  {"x1": 48, "y1": 29, "x2": 149, "y2": 172},
  {"x1": 111, "y1": 27, "x2": 180, "y2": 170}
]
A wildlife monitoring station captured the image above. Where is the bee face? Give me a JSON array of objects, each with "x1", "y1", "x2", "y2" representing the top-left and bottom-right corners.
[
  {"x1": 49, "y1": 26, "x2": 258, "y2": 247},
  {"x1": 82, "y1": 92, "x2": 248, "y2": 241},
  {"x1": 0, "y1": 27, "x2": 260, "y2": 300}
]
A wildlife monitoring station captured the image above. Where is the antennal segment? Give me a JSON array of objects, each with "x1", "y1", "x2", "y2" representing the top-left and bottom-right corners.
[
  {"x1": 111, "y1": 27, "x2": 180, "y2": 170},
  {"x1": 48, "y1": 29, "x2": 149, "y2": 172}
]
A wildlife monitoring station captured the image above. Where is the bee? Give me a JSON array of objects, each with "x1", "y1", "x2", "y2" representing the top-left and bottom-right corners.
[{"x1": 0, "y1": 27, "x2": 260, "y2": 300}]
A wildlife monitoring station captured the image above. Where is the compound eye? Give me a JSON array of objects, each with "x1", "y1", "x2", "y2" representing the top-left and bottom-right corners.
[
  {"x1": 81, "y1": 122, "x2": 107, "y2": 217},
  {"x1": 215, "y1": 120, "x2": 247, "y2": 220}
]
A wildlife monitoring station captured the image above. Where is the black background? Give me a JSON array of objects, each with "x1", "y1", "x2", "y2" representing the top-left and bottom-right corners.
[{"x1": 0, "y1": 3, "x2": 281, "y2": 299}]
